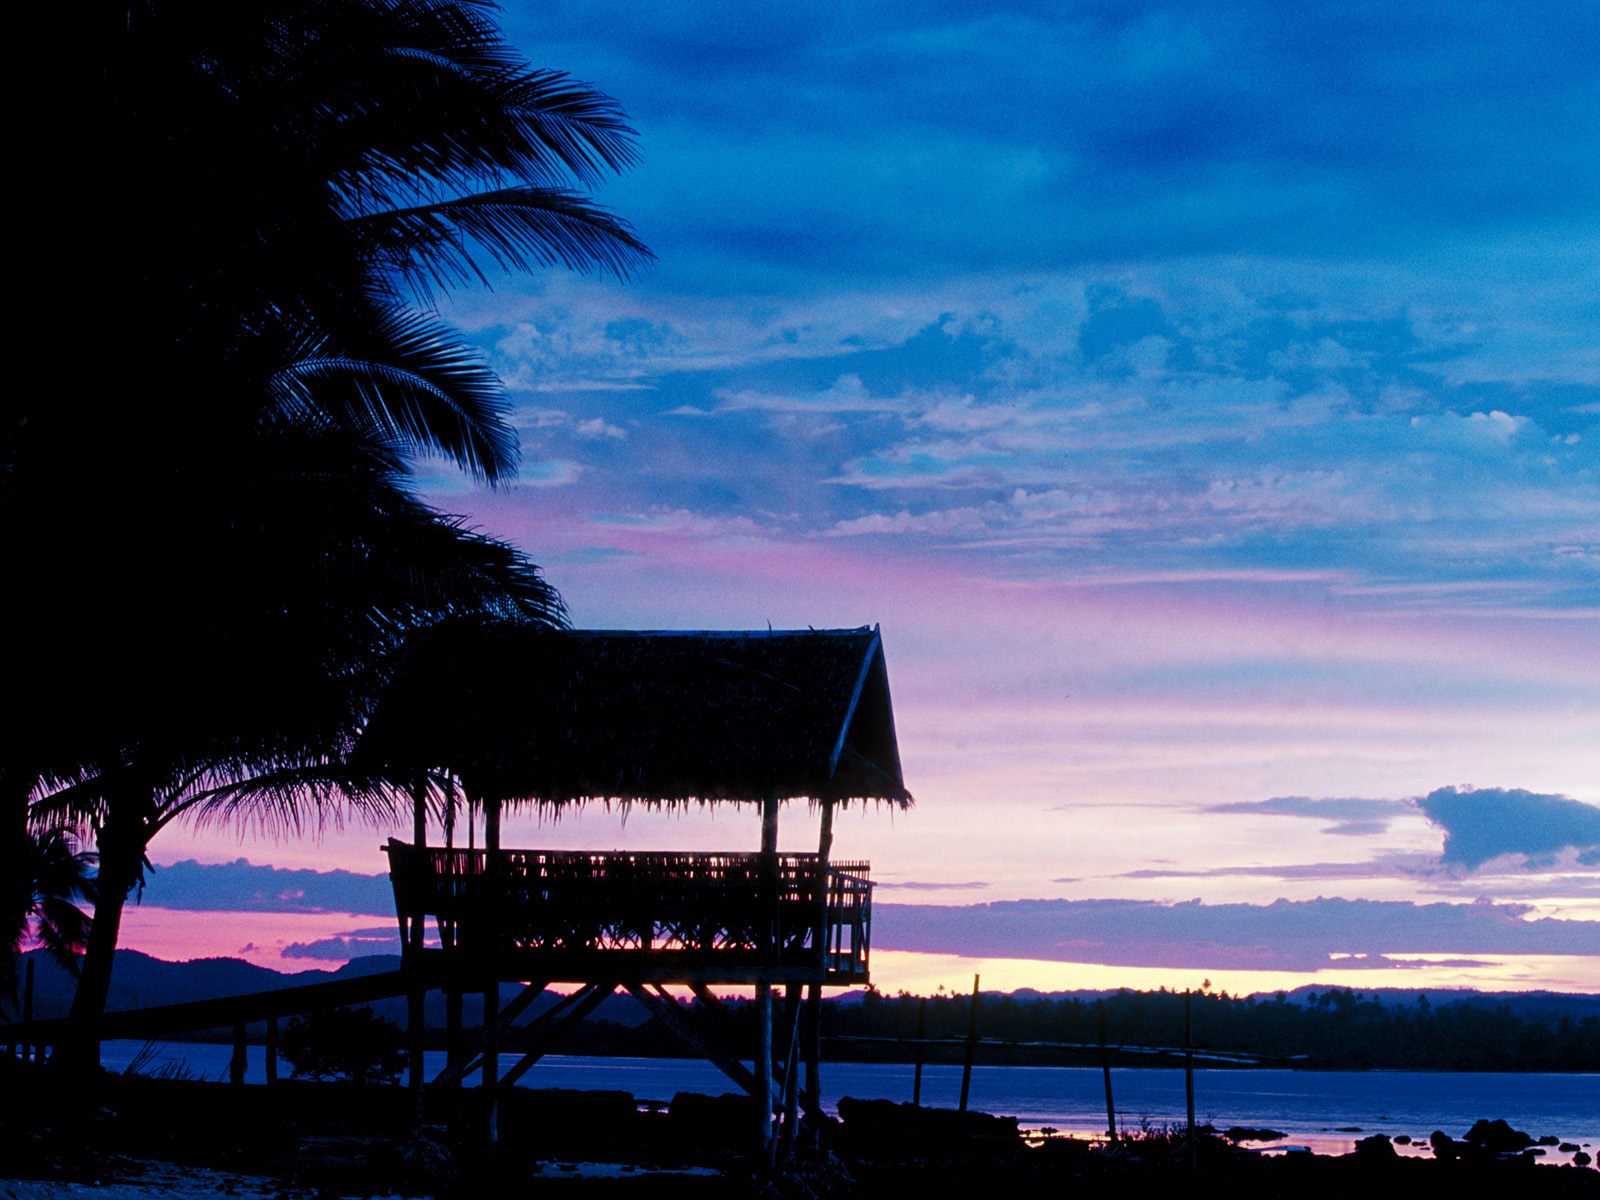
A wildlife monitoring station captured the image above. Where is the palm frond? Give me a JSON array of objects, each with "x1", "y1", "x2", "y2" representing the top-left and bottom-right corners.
[
  {"x1": 178, "y1": 765, "x2": 418, "y2": 839},
  {"x1": 352, "y1": 59, "x2": 640, "y2": 189},
  {"x1": 350, "y1": 186, "x2": 653, "y2": 292},
  {"x1": 4, "y1": 828, "x2": 96, "y2": 991},
  {"x1": 269, "y1": 308, "x2": 517, "y2": 481}
]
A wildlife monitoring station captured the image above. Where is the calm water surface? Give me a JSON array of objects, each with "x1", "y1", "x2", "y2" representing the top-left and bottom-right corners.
[{"x1": 99, "y1": 1042, "x2": 1597, "y2": 1164}]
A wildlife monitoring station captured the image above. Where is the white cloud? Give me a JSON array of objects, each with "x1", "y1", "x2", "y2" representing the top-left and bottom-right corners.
[
  {"x1": 518, "y1": 459, "x2": 582, "y2": 488},
  {"x1": 575, "y1": 418, "x2": 628, "y2": 441}
]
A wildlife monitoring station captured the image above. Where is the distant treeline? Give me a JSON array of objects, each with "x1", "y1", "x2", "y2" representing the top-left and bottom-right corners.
[
  {"x1": 810, "y1": 986, "x2": 1600, "y2": 1072},
  {"x1": 14, "y1": 952, "x2": 1599, "y2": 1072},
  {"x1": 537, "y1": 986, "x2": 1600, "y2": 1073}
]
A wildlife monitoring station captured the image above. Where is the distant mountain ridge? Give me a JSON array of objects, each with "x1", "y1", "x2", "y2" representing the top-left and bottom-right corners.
[
  {"x1": 7, "y1": 949, "x2": 651, "y2": 1030},
  {"x1": 13, "y1": 948, "x2": 1599, "y2": 1028},
  {"x1": 995, "y1": 983, "x2": 1600, "y2": 1023}
]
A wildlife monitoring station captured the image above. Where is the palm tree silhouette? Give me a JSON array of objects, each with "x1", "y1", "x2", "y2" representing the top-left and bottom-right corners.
[
  {"x1": 8, "y1": 0, "x2": 647, "y2": 1071},
  {"x1": 36, "y1": 431, "x2": 570, "y2": 1070},
  {"x1": 2, "y1": 828, "x2": 96, "y2": 1019}
]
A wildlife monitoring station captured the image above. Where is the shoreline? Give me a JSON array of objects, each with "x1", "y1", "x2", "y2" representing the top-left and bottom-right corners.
[{"x1": 5, "y1": 1061, "x2": 1595, "y2": 1197}]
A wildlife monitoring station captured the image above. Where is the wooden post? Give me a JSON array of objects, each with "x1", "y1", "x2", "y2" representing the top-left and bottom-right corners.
[
  {"x1": 1098, "y1": 1003, "x2": 1115, "y2": 1142},
  {"x1": 756, "y1": 792, "x2": 780, "y2": 1157},
  {"x1": 804, "y1": 798, "x2": 835, "y2": 1120},
  {"x1": 755, "y1": 980, "x2": 774, "y2": 1159},
  {"x1": 408, "y1": 775, "x2": 429, "y2": 1117},
  {"x1": 265, "y1": 1016, "x2": 279, "y2": 1086},
  {"x1": 780, "y1": 984, "x2": 802, "y2": 1161},
  {"x1": 959, "y1": 974, "x2": 980, "y2": 1113},
  {"x1": 443, "y1": 782, "x2": 463, "y2": 1093},
  {"x1": 1184, "y1": 988, "x2": 1196, "y2": 1172},
  {"x1": 482, "y1": 793, "x2": 502, "y2": 1144},
  {"x1": 230, "y1": 1021, "x2": 247, "y2": 1088},
  {"x1": 912, "y1": 996, "x2": 927, "y2": 1107},
  {"x1": 22, "y1": 957, "x2": 34, "y2": 1062}
]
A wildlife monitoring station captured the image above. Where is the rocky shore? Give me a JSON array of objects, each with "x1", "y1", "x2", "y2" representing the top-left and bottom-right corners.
[{"x1": 4, "y1": 1061, "x2": 1595, "y2": 1198}]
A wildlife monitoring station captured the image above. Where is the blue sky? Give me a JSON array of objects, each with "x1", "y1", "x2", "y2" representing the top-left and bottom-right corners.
[{"x1": 140, "y1": 1, "x2": 1600, "y2": 993}]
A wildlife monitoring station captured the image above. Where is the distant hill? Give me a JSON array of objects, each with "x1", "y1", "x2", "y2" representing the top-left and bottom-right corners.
[
  {"x1": 8, "y1": 949, "x2": 650, "y2": 1031},
  {"x1": 989, "y1": 984, "x2": 1600, "y2": 1024},
  {"x1": 11, "y1": 952, "x2": 1598, "y2": 1069},
  {"x1": 849, "y1": 983, "x2": 1600, "y2": 1023}
]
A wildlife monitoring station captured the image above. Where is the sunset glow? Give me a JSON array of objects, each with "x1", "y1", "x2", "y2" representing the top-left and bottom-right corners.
[{"x1": 88, "y1": 0, "x2": 1600, "y2": 998}]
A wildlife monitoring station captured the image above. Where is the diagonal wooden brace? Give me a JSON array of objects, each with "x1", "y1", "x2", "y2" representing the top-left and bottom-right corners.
[
  {"x1": 625, "y1": 983, "x2": 778, "y2": 1109},
  {"x1": 499, "y1": 981, "x2": 617, "y2": 1088},
  {"x1": 432, "y1": 978, "x2": 549, "y2": 1086}
]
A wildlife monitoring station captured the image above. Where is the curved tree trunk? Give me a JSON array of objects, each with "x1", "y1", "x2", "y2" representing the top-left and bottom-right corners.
[
  {"x1": 56, "y1": 799, "x2": 147, "y2": 1076},
  {"x1": 2, "y1": 766, "x2": 35, "y2": 1008}
]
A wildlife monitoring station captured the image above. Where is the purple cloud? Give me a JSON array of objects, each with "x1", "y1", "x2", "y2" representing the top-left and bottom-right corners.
[
  {"x1": 1116, "y1": 853, "x2": 1436, "y2": 883},
  {"x1": 878, "y1": 880, "x2": 991, "y2": 891},
  {"x1": 1418, "y1": 786, "x2": 1600, "y2": 869},
  {"x1": 142, "y1": 858, "x2": 393, "y2": 916},
  {"x1": 875, "y1": 897, "x2": 1599, "y2": 973},
  {"x1": 1204, "y1": 795, "x2": 1411, "y2": 837},
  {"x1": 281, "y1": 928, "x2": 403, "y2": 961}
]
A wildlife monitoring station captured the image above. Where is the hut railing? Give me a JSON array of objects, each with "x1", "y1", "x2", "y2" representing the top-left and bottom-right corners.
[{"x1": 385, "y1": 842, "x2": 871, "y2": 977}]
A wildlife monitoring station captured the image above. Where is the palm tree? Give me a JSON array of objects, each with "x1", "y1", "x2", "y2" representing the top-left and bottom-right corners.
[
  {"x1": 7, "y1": 0, "x2": 648, "y2": 1069},
  {"x1": 9, "y1": 0, "x2": 649, "y2": 801},
  {"x1": 13, "y1": 0, "x2": 649, "y2": 485},
  {"x1": 2, "y1": 828, "x2": 96, "y2": 1019},
  {"x1": 33, "y1": 430, "x2": 570, "y2": 1069}
]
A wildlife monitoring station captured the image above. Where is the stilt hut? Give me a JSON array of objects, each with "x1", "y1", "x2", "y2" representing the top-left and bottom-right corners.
[{"x1": 359, "y1": 623, "x2": 911, "y2": 1153}]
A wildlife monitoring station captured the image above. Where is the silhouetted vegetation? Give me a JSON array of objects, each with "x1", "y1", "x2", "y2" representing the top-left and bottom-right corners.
[
  {"x1": 280, "y1": 1007, "x2": 405, "y2": 1085},
  {"x1": 812, "y1": 986, "x2": 1600, "y2": 1072},
  {"x1": 8, "y1": 0, "x2": 645, "y2": 1073}
]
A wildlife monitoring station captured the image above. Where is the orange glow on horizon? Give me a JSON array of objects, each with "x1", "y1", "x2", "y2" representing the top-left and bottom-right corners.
[{"x1": 110, "y1": 907, "x2": 1600, "y2": 995}]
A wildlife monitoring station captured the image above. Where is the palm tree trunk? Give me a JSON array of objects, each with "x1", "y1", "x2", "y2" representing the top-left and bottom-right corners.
[
  {"x1": 2, "y1": 766, "x2": 34, "y2": 1006},
  {"x1": 56, "y1": 802, "x2": 145, "y2": 1076}
]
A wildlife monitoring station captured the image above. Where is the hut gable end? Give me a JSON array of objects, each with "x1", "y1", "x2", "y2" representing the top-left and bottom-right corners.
[
  {"x1": 548, "y1": 627, "x2": 910, "y2": 807},
  {"x1": 360, "y1": 624, "x2": 912, "y2": 809}
]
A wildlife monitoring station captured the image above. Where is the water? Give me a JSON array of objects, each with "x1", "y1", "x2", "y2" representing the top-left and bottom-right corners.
[{"x1": 98, "y1": 1042, "x2": 1598, "y2": 1164}]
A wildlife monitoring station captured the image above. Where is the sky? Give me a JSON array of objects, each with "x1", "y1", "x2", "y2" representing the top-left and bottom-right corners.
[{"x1": 125, "y1": 1, "x2": 1599, "y2": 996}]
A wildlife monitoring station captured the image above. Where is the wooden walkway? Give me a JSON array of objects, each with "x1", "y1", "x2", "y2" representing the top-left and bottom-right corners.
[{"x1": 0, "y1": 967, "x2": 420, "y2": 1046}]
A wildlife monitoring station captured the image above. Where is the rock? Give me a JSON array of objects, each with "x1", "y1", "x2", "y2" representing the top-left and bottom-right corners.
[
  {"x1": 1224, "y1": 1126, "x2": 1288, "y2": 1143},
  {"x1": 1537, "y1": 1135, "x2": 1559, "y2": 1145},
  {"x1": 1463, "y1": 1118, "x2": 1534, "y2": 1153},
  {"x1": 1353, "y1": 1134, "x2": 1397, "y2": 1161},
  {"x1": 1559, "y1": 1142, "x2": 1580, "y2": 1153},
  {"x1": 1429, "y1": 1131, "x2": 1459, "y2": 1162},
  {"x1": 1573, "y1": 1151, "x2": 1592, "y2": 1167},
  {"x1": 1393, "y1": 1135, "x2": 1411, "y2": 1145}
]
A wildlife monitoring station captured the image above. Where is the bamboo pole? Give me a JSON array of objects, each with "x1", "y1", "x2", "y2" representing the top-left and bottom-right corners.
[
  {"x1": 756, "y1": 981, "x2": 774, "y2": 1160},
  {"x1": 443, "y1": 783, "x2": 462, "y2": 1092},
  {"x1": 408, "y1": 774, "x2": 428, "y2": 1115},
  {"x1": 265, "y1": 1016, "x2": 279, "y2": 1086},
  {"x1": 22, "y1": 957, "x2": 34, "y2": 1062},
  {"x1": 482, "y1": 793, "x2": 502, "y2": 1144},
  {"x1": 756, "y1": 792, "x2": 780, "y2": 1157},
  {"x1": 230, "y1": 1021, "x2": 246, "y2": 1088},
  {"x1": 780, "y1": 984, "x2": 802, "y2": 1161},
  {"x1": 804, "y1": 798, "x2": 835, "y2": 1124},
  {"x1": 1098, "y1": 1003, "x2": 1115, "y2": 1142},
  {"x1": 912, "y1": 996, "x2": 927, "y2": 1107},
  {"x1": 959, "y1": 974, "x2": 980, "y2": 1113},
  {"x1": 1185, "y1": 988, "x2": 1196, "y2": 1173}
]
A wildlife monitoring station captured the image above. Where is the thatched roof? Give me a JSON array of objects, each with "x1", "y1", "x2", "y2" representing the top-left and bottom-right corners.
[{"x1": 358, "y1": 624, "x2": 910, "y2": 807}]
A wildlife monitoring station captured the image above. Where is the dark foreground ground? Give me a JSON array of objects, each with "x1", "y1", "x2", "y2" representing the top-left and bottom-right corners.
[{"x1": 3, "y1": 1059, "x2": 1595, "y2": 1199}]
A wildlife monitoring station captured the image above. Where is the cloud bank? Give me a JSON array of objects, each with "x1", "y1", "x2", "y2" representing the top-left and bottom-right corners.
[
  {"x1": 1418, "y1": 786, "x2": 1600, "y2": 869},
  {"x1": 875, "y1": 896, "x2": 1600, "y2": 973},
  {"x1": 141, "y1": 859, "x2": 393, "y2": 916}
]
